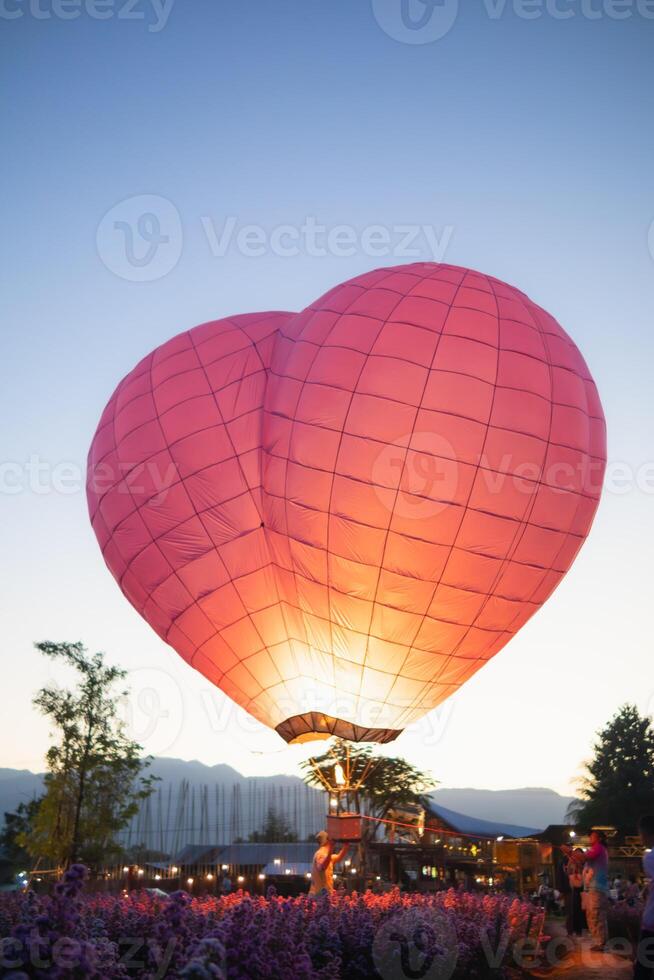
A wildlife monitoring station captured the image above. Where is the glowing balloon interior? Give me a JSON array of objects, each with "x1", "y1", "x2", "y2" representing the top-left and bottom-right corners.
[{"x1": 87, "y1": 263, "x2": 606, "y2": 744}]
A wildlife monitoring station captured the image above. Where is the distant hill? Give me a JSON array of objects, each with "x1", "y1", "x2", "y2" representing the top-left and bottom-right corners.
[
  {"x1": 147, "y1": 757, "x2": 306, "y2": 790},
  {"x1": 429, "y1": 787, "x2": 575, "y2": 832},
  {"x1": 0, "y1": 769, "x2": 44, "y2": 819},
  {"x1": 0, "y1": 758, "x2": 313, "y2": 817},
  {"x1": 0, "y1": 760, "x2": 576, "y2": 841},
  {"x1": 427, "y1": 802, "x2": 538, "y2": 839}
]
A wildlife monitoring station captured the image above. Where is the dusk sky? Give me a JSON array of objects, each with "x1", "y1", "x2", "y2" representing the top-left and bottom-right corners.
[{"x1": 1, "y1": 0, "x2": 653, "y2": 796}]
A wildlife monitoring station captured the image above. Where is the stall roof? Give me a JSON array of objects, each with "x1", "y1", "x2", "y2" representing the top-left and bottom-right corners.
[
  {"x1": 427, "y1": 803, "x2": 539, "y2": 840},
  {"x1": 218, "y1": 843, "x2": 316, "y2": 866},
  {"x1": 175, "y1": 844, "x2": 224, "y2": 865},
  {"x1": 261, "y1": 861, "x2": 312, "y2": 877},
  {"x1": 171, "y1": 842, "x2": 317, "y2": 867}
]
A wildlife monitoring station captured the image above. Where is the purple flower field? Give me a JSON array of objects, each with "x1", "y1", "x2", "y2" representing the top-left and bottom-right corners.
[{"x1": 0, "y1": 866, "x2": 542, "y2": 979}]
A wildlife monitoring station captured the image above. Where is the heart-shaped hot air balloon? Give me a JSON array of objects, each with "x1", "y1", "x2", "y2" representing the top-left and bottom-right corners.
[{"x1": 87, "y1": 263, "x2": 606, "y2": 744}]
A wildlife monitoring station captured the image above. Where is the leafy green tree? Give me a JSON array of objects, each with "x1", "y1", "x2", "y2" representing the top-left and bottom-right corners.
[
  {"x1": 20, "y1": 641, "x2": 155, "y2": 869},
  {"x1": 248, "y1": 806, "x2": 298, "y2": 843},
  {"x1": 568, "y1": 704, "x2": 654, "y2": 834},
  {"x1": 301, "y1": 740, "x2": 436, "y2": 874},
  {"x1": 0, "y1": 799, "x2": 41, "y2": 880}
]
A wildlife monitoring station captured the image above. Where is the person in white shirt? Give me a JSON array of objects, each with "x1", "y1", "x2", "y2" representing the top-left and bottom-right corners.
[{"x1": 634, "y1": 815, "x2": 654, "y2": 980}]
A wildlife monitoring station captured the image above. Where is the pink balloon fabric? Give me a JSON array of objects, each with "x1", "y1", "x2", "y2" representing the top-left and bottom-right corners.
[{"x1": 87, "y1": 264, "x2": 606, "y2": 744}]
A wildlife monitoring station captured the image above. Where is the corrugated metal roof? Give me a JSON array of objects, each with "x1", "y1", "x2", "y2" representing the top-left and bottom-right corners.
[
  {"x1": 173, "y1": 842, "x2": 317, "y2": 867},
  {"x1": 175, "y1": 844, "x2": 224, "y2": 864},
  {"x1": 218, "y1": 843, "x2": 316, "y2": 865},
  {"x1": 261, "y1": 861, "x2": 312, "y2": 876}
]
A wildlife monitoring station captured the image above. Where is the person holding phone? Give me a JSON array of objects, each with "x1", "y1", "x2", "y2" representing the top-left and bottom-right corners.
[{"x1": 562, "y1": 830, "x2": 609, "y2": 951}]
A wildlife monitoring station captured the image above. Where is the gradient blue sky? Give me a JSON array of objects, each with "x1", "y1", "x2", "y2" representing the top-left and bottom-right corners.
[{"x1": 1, "y1": 0, "x2": 653, "y2": 794}]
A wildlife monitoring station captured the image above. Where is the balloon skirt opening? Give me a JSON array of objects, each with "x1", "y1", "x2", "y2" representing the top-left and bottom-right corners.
[{"x1": 275, "y1": 712, "x2": 402, "y2": 745}]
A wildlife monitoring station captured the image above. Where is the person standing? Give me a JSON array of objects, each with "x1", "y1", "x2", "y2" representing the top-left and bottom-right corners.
[
  {"x1": 562, "y1": 830, "x2": 609, "y2": 951},
  {"x1": 309, "y1": 830, "x2": 349, "y2": 896},
  {"x1": 555, "y1": 851, "x2": 573, "y2": 933},
  {"x1": 626, "y1": 875, "x2": 641, "y2": 907},
  {"x1": 566, "y1": 848, "x2": 586, "y2": 937},
  {"x1": 634, "y1": 815, "x2": 654, "y2": 980}
]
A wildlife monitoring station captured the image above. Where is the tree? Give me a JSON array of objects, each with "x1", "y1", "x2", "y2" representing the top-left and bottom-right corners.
[
  {"x1": 20, "y1": 641, "x2": 155, "y2": 869},
  {"x1": 568, "y1": 704, "x2": 654, "y2": 835},
  {"x1": 0, "y1": 799, "x2": 41, "y2": 881},
  {"x1": 247, "y1": 806, "x2": 298, "y2": 843},
  {"x1": 301, "y1": 740, "x2": 436, "y2": 875}
]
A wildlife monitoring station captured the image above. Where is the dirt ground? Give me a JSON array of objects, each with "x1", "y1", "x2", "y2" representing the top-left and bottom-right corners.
[{"x1": 522, "y1": 918, "x2": 634, "y2": 979}]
